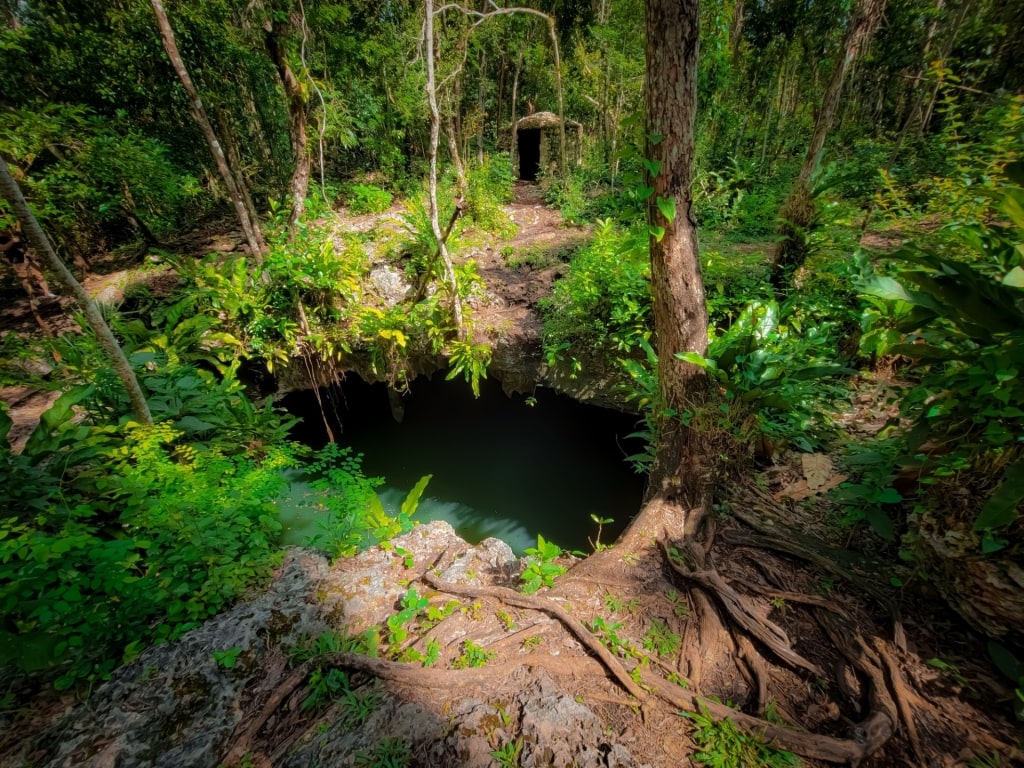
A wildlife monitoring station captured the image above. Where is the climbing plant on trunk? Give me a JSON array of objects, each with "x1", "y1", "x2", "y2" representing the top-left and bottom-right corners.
[
  {"x1": 0, "y1": 157, "x2": 153, "y2": 425},
  {"x1": 617, "y1": 0, "x2": 709, "y2": 549}
]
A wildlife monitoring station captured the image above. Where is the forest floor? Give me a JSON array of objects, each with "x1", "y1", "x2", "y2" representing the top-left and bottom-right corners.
[{"x1": 1, "y1": 189, "x2": 1022, "y2": 767}]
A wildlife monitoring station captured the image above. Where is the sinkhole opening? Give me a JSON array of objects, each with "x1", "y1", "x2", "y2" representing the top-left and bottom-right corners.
[{"x1": 279, "y1": 373, "x2": 647, "y2": 555}]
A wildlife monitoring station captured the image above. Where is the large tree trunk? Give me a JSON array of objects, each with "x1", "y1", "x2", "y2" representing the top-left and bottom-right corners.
[
  {"x1": 770, "y1": 0, "x2": 886, "y2": 287},
  {"x1": 150, "y1": 0, "x2": 266, "y2": 260},
  {"x1": 617, "y1": 0, "x2": 708, "y2": 550},
  {"x1": 0, "y1": 158, "x2": 153, "y2": 425},
  {"x1": 266, "y1": 20, "x2": 311, "y2": 231}
]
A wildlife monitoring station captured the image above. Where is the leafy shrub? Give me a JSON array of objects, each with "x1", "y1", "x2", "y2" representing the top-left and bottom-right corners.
[
  {"x1": 858, "y1": 182, "x2": 1024, "y2": 538},
  {"x1": 464, "y1": 155, "x2": 516, "y2": 236},
  {"x1": 540, "y1": 220, "x2": 651, "y2": 371},
  {"x1": 679, "y1": 300, "x2": 854, "y2": 451},
  {"x1": 300, "y1": 444, "x2": 425, "y2": 558},
  {"x1": 0, "y1": 409, "x2": 295, "y2": 688},
  {"x1": 347, "y1": 184, "x2": 394, "y2": 215}
]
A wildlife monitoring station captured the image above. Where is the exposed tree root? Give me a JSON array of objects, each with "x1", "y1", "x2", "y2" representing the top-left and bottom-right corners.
[
  {"x1": 422, "y1": 571, "x2": 647, "y2": 700},
  {"x1": 638, "y1": 668, "x2": 890, "y2": 764},
  {"x1": 660, "y1": 539, "x2": 825, "y2": 677},
  {"x1": 736, "y1": 634, "x2": 768, "y2": 716},
  {"x1": 816, "y1": 612, "x2": 898, "y2": 756},
  {"x1": 873, "y1": 638, "x2": 926, "y2": 767}
]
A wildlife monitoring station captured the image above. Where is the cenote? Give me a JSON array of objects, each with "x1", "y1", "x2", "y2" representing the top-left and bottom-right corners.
[{"x1": 278, "y1": 374, "x2": 647, "y2": 555}]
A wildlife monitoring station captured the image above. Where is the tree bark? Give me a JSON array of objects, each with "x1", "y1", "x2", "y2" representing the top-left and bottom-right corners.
[
  {"x1": 618, "y1": 0, "x2": 708, "y2": 549},
  {"x1": 770, "y1": 0, "x2": 886, "y2": 287},
  {"x1": 265, "y1": 19, "x2": 312, "y2": 231},
  {"x1": 150, "y1": 0, "x2": 266, "y2": 260},
  {"x1": 509, "y1": 48, "x2": 523, "y2": 154},
  {"x1": 0, "y1": 158, "x2": 153, "y2": 425}
]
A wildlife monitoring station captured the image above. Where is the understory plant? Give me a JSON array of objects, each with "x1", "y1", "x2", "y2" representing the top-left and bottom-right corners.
[
  {"x1": 0, "y1": 397, "x2": 296, "y2": 688},
  {"x1": 519, "y1": 534, "x2": 566, "y2": 594},
  {"x1": 857, "y1": 181, "x2": 1024, "y2": 544},
  {"x1": 683, "y1": 703, "x2": 800, "y2": 767},
  {"x1": 678, "y1": 298, "x2": 854, "y2": 452}
]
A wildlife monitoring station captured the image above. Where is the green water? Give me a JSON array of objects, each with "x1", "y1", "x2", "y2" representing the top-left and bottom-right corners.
[{"x1": 278, "y1": 374, "x2": 646, "y2": 555}]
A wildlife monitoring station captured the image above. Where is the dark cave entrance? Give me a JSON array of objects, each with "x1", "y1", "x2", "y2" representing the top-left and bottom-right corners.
[{"x1": 518, "y1": 129, "x2": 541, "y2": 181}]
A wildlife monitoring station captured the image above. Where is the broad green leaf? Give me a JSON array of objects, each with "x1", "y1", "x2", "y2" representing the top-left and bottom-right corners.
[
  {"x1": 865, "y1": 507, "x2": 894, "y2": 541},
  {"x1": 175, "y1": 416, "x2": 217, "y2": 433},
  {"x1": 1004, "y1": 266, "x2": 1024, "y2": 288},
  {"x1": 656, "y1": 196, "x2": 676, "y2": 223},
  {"x1": 636, "y1": 185, "x2": 655, "y2": 201},
  {"x1": 401, "y1": 474, "x2": 432, "y2": 518},
  {"x1": 642, "y1": 158, "x2": 662, "y2": 177},
  {"x1": 0, "y1": 407, "x2": 11, "y2": 445},
  {"x1": 649, "y1": 225, "x2": 665, "y2": 242},
  {"x1": 859, "y1": 275, "x2": 914, "y2": 303},
  {"x1": 675, "y1": 351, "x2": 712, "y2": 369},
  {"x1": 987, "y1": 639, "x2": 1024, "y2": 683},
  {"x1": 973, "y1": 457, "x2": 1024, "y2": 531},
  {"x1": 888, "y1": 343, "x2": 959, "y2": 361}
]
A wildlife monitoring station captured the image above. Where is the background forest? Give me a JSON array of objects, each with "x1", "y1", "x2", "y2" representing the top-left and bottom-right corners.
[{"x1": 1, "y1": 0, "x2": 1023, "y2": 763}]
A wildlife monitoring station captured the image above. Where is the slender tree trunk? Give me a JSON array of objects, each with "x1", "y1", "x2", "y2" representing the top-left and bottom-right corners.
[
  {"x1": 150, "y1": 0, "x2": 266, "y2": 260},
  {"x1": 446, "y1": 105, "x2": 468, "y2": 193},
  {"x1": 266, "y1": 21, "x2": 312, "y2": 230},
  {"x1": 425, "y1": 0, "x2": 465, "y2": 339},
  {"x1": 476, "y1": 48, "x2": 487, "y2": 164},
  {"x1": 0, "y1": 158, "x2": 152, "y2": 425},
  {"x1": 729, "y1": 0, "x2": 745, "y2": 62},
  {"x1": 495, "y1": 53, "x2": 506, "y2": 147},
  {"x1": 509, "y1": 49, "x2": 524, "y2": 156},
  {"x1": 920, "y1": 0, "x2": 972, "y2": 132},
  {"x1": 547, "y1": 17, "x2": 568, "y2": 176},
  {"x1": 770, "y1": 0, "x2": 886, "y2": 287},
  {"x1": 618, "y1": 0, "x2": 708, "y2": 548},
  {"x1": 215, "y1": 109, "x2": 263, "y2": 245}
]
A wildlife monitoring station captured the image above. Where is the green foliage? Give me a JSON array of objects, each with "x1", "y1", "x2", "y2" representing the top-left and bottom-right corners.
[
  {"x1": 858, "y1": 180, "x2": 1024, "y2": 535},
  {"x1": 642, "y1": 618, "x2": 681, "y2": 659},
  {"x1": 446, "y1": 340, "x2": 492, "y2": 397},
  {"x1": 464, "y1": 156, "x2": 517, "y2": 236},
  {"x1": 832, "y1": 444, "x2": 904, "y2": 541},
  {"x1": 354, "y1": 738, "x2": 413, "y2": 768},
  {"x1": 520, "y1": 534, "x2": 566, "y2": 594},
  {"x1": 491, "y1": 737, "x2": 524, "y2": 768},
  {"x1": 347, "y1": 184, "x2": 394, "y2": 215},
  {"x1": 453, "y1": 639, "x2": 494, "y2": 669},
  {"x1": 693, "y1": 158, "x2": 788, "y2": 239},
  {"x1": 0, "y1": 104, "x2": 201, "y2": 247},
  {"x1": 546, "y1": 171, "x2": 590, "y2": 225},
  {"x1": 302, "y1": 445, "x2": 424, "y2": 558},
  {"x1": 586, "y1": 616, "x2": 639, "y2": 659},
  {"x1": 541, "y1": 220, "x2": 651, "y2": 371},
  {"x1": 212, "y1": 647, "x2": 243, "y2": 669},
  {"x1": 678, "y1": 300, "x2": 855, "y2": 451},
  {"x1": 683, "y1": 703, "x2": 800, "y2": 768},
  {"x1": 0, "y1": 409, "x2": 294, "y2": 688}
]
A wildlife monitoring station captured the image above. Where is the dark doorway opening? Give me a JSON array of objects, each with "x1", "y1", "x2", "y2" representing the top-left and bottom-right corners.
[{"x1": 518, "y1": 129, "x2": 541, "y2": 181}]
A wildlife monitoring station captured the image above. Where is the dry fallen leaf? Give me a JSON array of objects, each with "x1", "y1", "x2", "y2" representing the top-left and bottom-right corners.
[{"x1": 802, "y1": 453, "x2": 833, "y2": 490}]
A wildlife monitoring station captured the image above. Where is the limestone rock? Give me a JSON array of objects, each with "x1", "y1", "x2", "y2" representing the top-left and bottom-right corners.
[{"x1": 24, "y1": 523, "x2": 646, "y2": 768}]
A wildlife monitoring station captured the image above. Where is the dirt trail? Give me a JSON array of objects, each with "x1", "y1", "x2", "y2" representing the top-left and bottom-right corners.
[{"x1": 469, "y1": 181, "x2": 591, "y2": 346}]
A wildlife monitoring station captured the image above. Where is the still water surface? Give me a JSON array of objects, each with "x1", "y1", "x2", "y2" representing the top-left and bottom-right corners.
[{"x1": 279, "y1": 374, "x2": 646, "y2": 554}]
